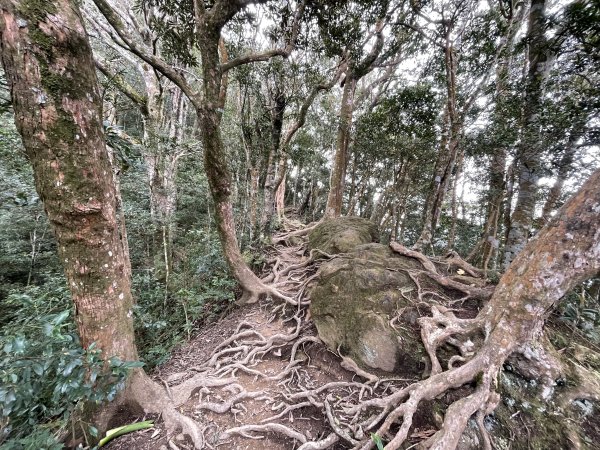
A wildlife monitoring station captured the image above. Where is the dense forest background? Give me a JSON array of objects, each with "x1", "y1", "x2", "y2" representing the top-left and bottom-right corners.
[{"x1": 1, "y1": 0, "x2": 599, "y2": 448}]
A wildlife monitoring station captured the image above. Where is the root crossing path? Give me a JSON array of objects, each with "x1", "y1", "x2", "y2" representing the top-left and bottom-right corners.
[{"x1": 106, "y1": 222, "x2": 479, "y2": 450}]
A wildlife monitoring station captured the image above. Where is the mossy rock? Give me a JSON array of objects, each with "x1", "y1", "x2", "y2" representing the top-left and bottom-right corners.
[
  {"x1": 310, "y1": 243, "x2": 430, "y2": 374},
  {"x1": 309, "y1": 225, "x2": 600, "y2": 448},
  {"x1": 308, "y1": 217, "x2": 379, "y2": 255}
]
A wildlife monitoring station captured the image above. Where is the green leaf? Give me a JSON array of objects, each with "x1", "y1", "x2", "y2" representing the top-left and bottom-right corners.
[
  {"x1": 62, "y1": 359, "x2": 82, "y2": 376},
  {"x1": 32, "y1": 363, "x2": 44, "y2": 376},
  {"x1": 371, "y1": 433, "x2": 384, "y2": 450},
  {"x1": 121, "y1": 361, "x2": 145, "y2": 369},
  {"x1": 53, "y1": 310, "x2": 70, "y2": 325},
  {"x1": 98, "y1": 420, "x2": 153, "y2": 447}
]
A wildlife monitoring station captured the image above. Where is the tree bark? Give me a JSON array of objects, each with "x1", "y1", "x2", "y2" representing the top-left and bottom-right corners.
[
  {"x1": 196, "y1": 23, "x2": 270, "y2": 303},
  {"x1": 503, "y1": 0, "x2": 553, "y2": 268},
  {"x1": 376, "y1": 167, "x2": 600, "y2": 450},
  {"x1": 538, "y1": 121, "x2": 584, "y2": 228},
  {"x1": 0, "y1": 0, "x2": 138, "y2": 363},
  {"x1": 469, "y1": 4, "x2": 526, "y2": 270},
  {"x1": 262, "y1": 74, "x2": 286, "y2": 235},
  {"x1": 324, "y1": 74, "x2": 356, "y2": 218},
  {"x1": 414, "y1": 42, "x2": 460, "y2": 252}
]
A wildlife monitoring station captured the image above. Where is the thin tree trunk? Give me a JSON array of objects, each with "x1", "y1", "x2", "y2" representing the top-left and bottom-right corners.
[
  {"x1": 275, "y1": 171, "x2": 286, "y2": 221},
  {"x1": 538, "y1": 123, "x2": 582, "y2": 227},
  {"x1": 503, "y1": 161, "x2": 516, "y2": 246},
  {"x1": 262, "y1": 75, "x2": 286, "y2": 235},
  {"x1": 325, "y1": 75, "x2": 356, "y2": 218},
  {"x1": 447, "y1": 150, "x2": 463, "y2": 251},
  {"x1": 414, "y1": 66, "x2": 461, "y2": 252}
]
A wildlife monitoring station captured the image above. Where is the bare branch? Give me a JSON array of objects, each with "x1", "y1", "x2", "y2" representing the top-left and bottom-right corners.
[{"x1": 95, "y1": 59, "x2": 148, "y2": 113}]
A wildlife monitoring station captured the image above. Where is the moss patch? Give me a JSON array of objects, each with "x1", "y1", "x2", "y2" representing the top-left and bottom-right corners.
[{"x1": 308, "y1": 216, "x2": 379, "y2": 255}]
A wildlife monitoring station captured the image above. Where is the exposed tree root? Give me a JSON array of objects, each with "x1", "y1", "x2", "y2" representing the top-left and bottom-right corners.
[
  {"x1": 220, "y1": 423, "x2": 308, "y2": 443},
  {"x1": 443, "y1": 250, "x2": 483, "y2": 278},
  {"x1": 272, "y1": 220, "x2": 321, "y2": 244},
  {"x1": 125, "y1": 370, "x2": 207, "y2": 448},
  {"x1": 109, "y1": 216, "x2": 600, "y2": 450},
  {"x1": 390, "y1": 241, "x2": 438, "y2": 273}
]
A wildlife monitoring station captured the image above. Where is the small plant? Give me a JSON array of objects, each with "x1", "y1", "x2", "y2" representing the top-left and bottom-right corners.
[{"x1": 371, "y1": 433, "x2": 385, "y2": 450}]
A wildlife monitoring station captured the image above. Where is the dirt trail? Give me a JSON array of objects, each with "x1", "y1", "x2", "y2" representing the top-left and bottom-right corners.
[
  {"x1": 104, "y1": 220, "x2": 600, "y2": 450},
  {"x1": 107, "y1": 222, "x2": 366, "y2": 450}
]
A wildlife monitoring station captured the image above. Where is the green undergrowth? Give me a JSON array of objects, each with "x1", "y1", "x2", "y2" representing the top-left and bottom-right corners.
[
  {"x1": 0, "y1": 232, "x2": 237, "y2": 448},
  {"x1": 0, "y1": 280, "x2": 141, "y2": 449},
  {"x1": 134, "y1": 231, "x2": 236, "y2": 368}
]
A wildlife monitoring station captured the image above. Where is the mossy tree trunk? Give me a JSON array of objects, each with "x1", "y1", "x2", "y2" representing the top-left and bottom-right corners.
[
  {"x1": 503, "y1": 0, "x2": 553, "y2": 268},
  {"x1": 91, "y1": 0, "x2": 305, "y2": 302},
  {"x1": 0, "y1": 0, "x2": 138, "y2": 362},
  {"x1": 2, "y1": 4, "x2": 219, "y2": 445},
  {"x1": 196, "y1": 22, "x2": 269, "y2": 302}
]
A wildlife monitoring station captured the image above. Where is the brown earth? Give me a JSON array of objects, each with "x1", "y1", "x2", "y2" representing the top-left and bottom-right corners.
[{"x1": 103, "y1": 218, "x2": 600, "y2": 450}]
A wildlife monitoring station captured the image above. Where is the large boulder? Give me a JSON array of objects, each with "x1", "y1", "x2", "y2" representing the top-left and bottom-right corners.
[
  {"x1": 310, "y1": 242, "x2": 433, "y2": 374},
  {"x1": 308, "y1": 220, "x2": 600, "y2": 449},
  {"x1": 308, "y1": 217, "x2": 379, "y2": 255}
]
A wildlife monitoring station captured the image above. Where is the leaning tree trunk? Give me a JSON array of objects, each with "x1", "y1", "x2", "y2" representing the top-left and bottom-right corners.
[
  {"x1": 503, "y1": 0, "x2": 552, "y2": 268},
  {"x1": 197, "y1": 27, "x2": 280, "y2": 304},
  {"x1": 365, "y1": 167, "x2": 600, "y2": 450},
  {"x1": 0, "y1": 0, "x2": 138, "y2": 364}
]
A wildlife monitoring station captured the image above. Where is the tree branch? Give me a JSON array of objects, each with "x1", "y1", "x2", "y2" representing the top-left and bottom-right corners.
[
  {"x1": 91, "y1": 0, "x2": 202, "y2": 109},
  {"x1": 220, "y1": 0, "x2": 306, "y2": 73},
  {"x1": 95, "y1": 60, "x2": 148, "y2": 114}
]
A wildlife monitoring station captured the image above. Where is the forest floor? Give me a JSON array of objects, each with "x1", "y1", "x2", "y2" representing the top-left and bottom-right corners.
[
  {"x1": 106, "y1": 221, "x2": 373, "y2": 450},
  {"x1": 101, "y1": 218, "x2": 600, "y2": 450}
]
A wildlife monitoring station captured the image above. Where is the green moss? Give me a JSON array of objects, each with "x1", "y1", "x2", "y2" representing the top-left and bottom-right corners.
[
  {"x1": 310, "y1": 241, "x2": 426, "y2": 374},
  {"x1": 18, "y1": 0, "x2": 57, "y2": 22},
  {"x1": 308, "y1": 217, "x2": 379, "y2": 255},
  {"x1": 49, "y1": 114, "x2": 78, "y2": 145},
  {"x1": 19, "y1": 0, "x2": 93, "y2": 102},
  {"x1": 474, "y1": 371, "x2": 484, "y2": 386}
]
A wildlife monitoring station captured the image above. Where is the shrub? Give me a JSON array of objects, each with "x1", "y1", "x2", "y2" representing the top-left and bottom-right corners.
[{"x1": 0, "y1": 282, "x2": 140, "y2": 447}]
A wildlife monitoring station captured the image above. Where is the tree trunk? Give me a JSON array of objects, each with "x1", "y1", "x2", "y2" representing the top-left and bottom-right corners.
[
  {"x1": 480, "y1": 148, "x2": 506, "y2": 270},
  {"x1": 414, "y1": 39, "x2": 462, "y2": 252},
  {"x1": 414, "y1": 38, "x2": 458, "y2": 253},
  {"x1": 374, "y1": 167, "x2": 600, "y2": 450},
  {"x1": 503, "y1": 0, "x2": 553, "y2": 268},
  {"x1": 447, "y1": 150, "x2": 464, "y2": 250},
  {"x1": 197, "y1": 28, "x2": 269, "y2": 303},
  {"x1": 262, "y1": 76, "x2": 286, "y2": 235},
  {"x1": 0, "y1": 0, "x2": 138, "y2": 363},
  {"x1": 275, "y1": 171, "x2": 286, "y2": 221},
  {"x1": 325, "y1": 75, "x2": 356, "y2": 218},
  {"x1": 538, "y1": 121, "x2": 583, "y2": 227}
]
